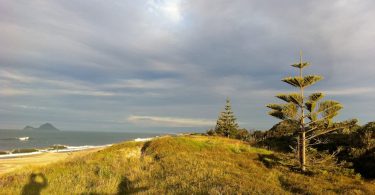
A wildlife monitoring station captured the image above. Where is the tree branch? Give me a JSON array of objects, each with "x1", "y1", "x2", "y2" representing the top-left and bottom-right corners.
[
  {"x1": 307, "y1": 138, "x2": 329, "y2": 146},
  {"x1": 306, "y1": 127, "x2": 344, "y2": 140}
]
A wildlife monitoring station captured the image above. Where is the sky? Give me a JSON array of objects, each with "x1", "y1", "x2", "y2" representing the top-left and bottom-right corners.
[{"x1": 0, "y1": 0, "x2": 375, "y2": 132}]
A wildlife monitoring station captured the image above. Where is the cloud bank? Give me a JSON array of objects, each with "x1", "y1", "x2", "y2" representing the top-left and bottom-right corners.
[
  {"x1": 127, "y1": 115, "x2": 215, "y2": 127},
  {"x1": 0, "y1": 0, "x2": 374, "y2": 131}
]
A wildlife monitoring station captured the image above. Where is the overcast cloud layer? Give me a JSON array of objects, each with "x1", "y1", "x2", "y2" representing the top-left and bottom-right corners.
[{"x1": 1, "y1": 0, "x2": 374, "y2": 132}]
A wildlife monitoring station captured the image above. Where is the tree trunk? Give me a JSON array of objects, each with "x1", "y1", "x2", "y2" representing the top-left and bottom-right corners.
[
  {"x1": 299, "y1": 132, "x2": 306, "y2": 172},
  {"x1": 296, "y1": 136, "x2": 300, "y2": 159},
  {"x1": 299, "y1": 52, "x2": 306, "y2": 172}
]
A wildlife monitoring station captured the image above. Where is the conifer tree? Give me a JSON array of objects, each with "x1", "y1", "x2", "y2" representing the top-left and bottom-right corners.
[
  {"x1": 215, "y1": 98, "x2": 239, "y2": 138},
  {"x1": 267, "y1": 52, "x2": 357, "y2": 171}
]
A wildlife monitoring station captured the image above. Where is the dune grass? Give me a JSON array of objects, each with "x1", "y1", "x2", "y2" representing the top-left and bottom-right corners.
[{"x1": 0, "y1": 135, "x2": 374, "y2": 194}]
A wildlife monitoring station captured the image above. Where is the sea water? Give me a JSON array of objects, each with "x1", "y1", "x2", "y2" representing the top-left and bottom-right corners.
[{"x1": 0, "y1": 129, "x2": 161, "y2": 151}]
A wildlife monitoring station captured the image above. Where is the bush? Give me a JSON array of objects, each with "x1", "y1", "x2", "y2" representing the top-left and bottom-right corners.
[
  {"x1": 256, "y1": 135, "x2": 295, "y2": 152},
  {"x1": 206, "y1": 129, "x2": 216, "y2": 136},
  {"x1": 49, "y1": 145, "x2": 67, "y2": 150},
  {"x1": 0, "y1": 151, "x2": 8, "y2": 155},
  {"x1": 352, "y1": 147, "x2": 375, "y2": 178},
  {"x1": 236, "y1": 129, "x2": 251, "y2": 141},
  {"x1": 356, "y1": 122, "x2": 375, "y2": 150},
  {"x1": 12, "y1": 148, "x2": 38, "y2": 154}
]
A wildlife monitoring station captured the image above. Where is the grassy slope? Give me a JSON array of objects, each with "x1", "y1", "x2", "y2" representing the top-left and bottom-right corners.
[{"x1": 0, "y1": 135, "x2": 374, "y2": 194}]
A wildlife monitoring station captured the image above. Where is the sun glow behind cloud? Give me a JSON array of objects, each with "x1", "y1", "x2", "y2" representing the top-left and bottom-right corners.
[{"x1": 147, "y1": 0, "x2": 183, "y2": 22}]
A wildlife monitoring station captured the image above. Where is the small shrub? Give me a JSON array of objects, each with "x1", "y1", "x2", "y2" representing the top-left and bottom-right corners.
[
  {"x1": 49, "y1": 145, "x2": 67, "y2": 150},
  {"x1": 12, "y1": 148, "x2": 38, "y2": 154},
  {"x1": 206, "y1": 129, "x2": 215, "y2": 136}
]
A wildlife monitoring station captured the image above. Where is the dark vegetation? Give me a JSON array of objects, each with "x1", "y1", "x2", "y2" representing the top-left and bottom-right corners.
[
  {"x1": 12, "y1": 148, "x2": 39, "y2": 154},
  {"x1": 48, "y1": 145, "x2": 67, "y2": 150},
  {"x1": 208, "y1": 113, "x2": 375, "y2": 179}
]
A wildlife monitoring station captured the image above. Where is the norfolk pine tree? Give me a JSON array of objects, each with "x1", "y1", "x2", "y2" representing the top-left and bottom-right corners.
[
  {"x1": 215, "y1": 98, "x2": 239, "y2": 138},
  {"x1": 267, "y1": 52, "x2": 357, "y2": 171}
]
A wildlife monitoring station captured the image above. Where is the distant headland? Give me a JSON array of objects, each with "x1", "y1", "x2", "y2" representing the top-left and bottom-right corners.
[{"x1": 23, "y1": 123, "x2": 60, "y2": 131}]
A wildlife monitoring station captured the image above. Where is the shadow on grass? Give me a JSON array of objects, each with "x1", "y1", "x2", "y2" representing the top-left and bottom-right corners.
[
  {"x1": 278, "y1": 175, "x2": 305, "y2": 194},
  {"x1": 353, "y1": 147, "x2": 375, "y2": 179},
  {"x1": 21, "y1": 173, "x2": 48, "y2": 195},
  {"x1": 117, "y1": 176, "x2": 147, "y2": 195},
  {"x1": 141, "y1": 141, "x2": 151, "y2": 156},
  {"x1": 258, "y1": 154, "x2": 314, "y2": 176},
  {"x1": 258, "y1": 154, "x2": 282, "y2": 168}
]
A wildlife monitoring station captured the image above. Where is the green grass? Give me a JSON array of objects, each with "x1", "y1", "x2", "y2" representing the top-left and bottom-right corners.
[{"x1": 0, "y1": 135, "x2": 374, "y2": 194}]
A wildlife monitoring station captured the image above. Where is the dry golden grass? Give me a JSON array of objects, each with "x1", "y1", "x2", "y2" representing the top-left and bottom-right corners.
[
  {"x1": 0, "y1": 148, "x2": 100, "y2": 175},
  {"x1": 0, "y1": 135, "x2": 374, "y2": 194}
]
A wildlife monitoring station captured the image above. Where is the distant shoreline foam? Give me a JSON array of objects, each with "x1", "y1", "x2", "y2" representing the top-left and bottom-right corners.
[{"x1": 134, "y1": 137, "x2": 154, "y2": 142}]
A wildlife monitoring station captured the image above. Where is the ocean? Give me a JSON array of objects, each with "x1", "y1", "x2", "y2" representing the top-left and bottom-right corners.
[{"x1": 0, "y1": 129, "x2": 162, "y2": 151}]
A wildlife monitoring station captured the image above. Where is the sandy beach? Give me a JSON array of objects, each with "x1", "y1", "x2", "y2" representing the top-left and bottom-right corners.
[{"x1": 0, "y1": 148, "x2": 102, "y2": 175}]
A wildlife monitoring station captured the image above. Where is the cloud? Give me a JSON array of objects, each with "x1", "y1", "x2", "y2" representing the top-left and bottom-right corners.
[
  {"x1": 104, "y1": 79, "x2": 180, "y2": 89},
  {"x1": 0, "y1": 1, "x2": 375, "y2": 130},
  {"x1": 0, "y1": 70, "x2": 35, "y2": 83},
  {"x1": 325, "y1": 87, "x2": 375, "y2": 96},
  {"x1": 0, "y1": 88, "x2": 28, "y2": 96},
  {"x1": 127, "y1": 115, "x2": 215, "y2": 127},
  {"x1": 0, "y1": 70, "x2": 176, "y2": 97},
  {"x1": 147, "y1": 0, "x2": 183, "y2": 23},
  {"x1": 12, "y1": 104, "x2": 48, "y2": 110},
  {"x1": 257, "y1": 87, "x2": 375, "y2": 98},
  {"x1": 0, "y1": 70, "x2": 114, "y2": 97}
]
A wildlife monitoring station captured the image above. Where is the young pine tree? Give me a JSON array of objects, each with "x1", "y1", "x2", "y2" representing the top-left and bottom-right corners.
[
  {"x1": 215, "y1": 98, "x2": 239, "y2": 138},
  {"x1": 267, "y1": 52, "x2": 357, "y2": 171}
]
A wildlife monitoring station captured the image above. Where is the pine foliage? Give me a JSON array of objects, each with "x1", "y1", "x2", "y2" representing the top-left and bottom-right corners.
[
  {"x1": 215, "y1": 98, "x2": 239, "y2": 138},
  {"x1": 267, "y1": 52, "x2": 357, "y2": 171}
]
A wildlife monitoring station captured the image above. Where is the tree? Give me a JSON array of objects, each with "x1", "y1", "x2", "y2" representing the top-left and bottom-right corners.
[
  {"x1": 267, "y1": 52, "x2": 357, "y2": 171},
  {"x1": 206, "y1": 128, "x2": 216, "y2": 136},
  {"x1": 358, "y1": 122, "x2": 375, "y2": 150},
  {"x1": 215, "y1": 98, "x2": 239, "y2": 138},
  {"x1": 257, "y1": 120, "x2": 300, "y2": 152},
  {"x1": 236, "y1": 128, "x2": 251, "y2": 141}
]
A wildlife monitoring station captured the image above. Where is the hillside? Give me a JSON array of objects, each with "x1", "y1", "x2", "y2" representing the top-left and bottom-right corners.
[{"x1": 0, "y1": 135, "x2": 374, "y2": 194}]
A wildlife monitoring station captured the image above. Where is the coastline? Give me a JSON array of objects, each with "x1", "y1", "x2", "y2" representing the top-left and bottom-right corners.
[
  {"x1": 0, "y1": 136, "x2": 158, "y2": 159},
  {"x1": 0, "y1": 144, "x2": 112, "y2": 159},
  {"x1": 0, "y1": 147, "x2": 103, "y2": 175},
  {"x1": 0, "y1": 137, "x2": 157, "y2": 175}
]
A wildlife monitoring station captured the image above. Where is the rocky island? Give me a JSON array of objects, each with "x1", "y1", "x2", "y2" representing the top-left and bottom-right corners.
[{"x1": 23, "y1": 123, "x2": 60, "y2": 131}]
